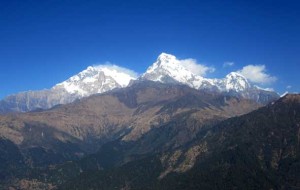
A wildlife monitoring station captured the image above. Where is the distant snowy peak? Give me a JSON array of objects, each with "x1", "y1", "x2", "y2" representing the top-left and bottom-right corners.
[
  {"x1": 155, "y1": 52, "x2": 177, "y2": 67},
  {"x1": 141, "y1": 53, "x2": 209, "y2": 89},
  {"x1": 91, "y1": 66, "x2": 136, "y2": 87},
  {"x1": 143, "y1": 52, "x2": 193, "y2": 80},
  {"x1": 222, "y1": 72, "x2": 250, "y2": 92},
  {"x1": 53, "y1": 65, "x2": 136, "y2": 97}
]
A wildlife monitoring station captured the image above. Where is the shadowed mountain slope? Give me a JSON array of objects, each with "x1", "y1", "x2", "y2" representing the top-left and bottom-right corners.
[
  {"x1": 61, "y1": 94, "x2": 300, "y2": 190},
  {"x1": 0, "y1": 81, "x2": 262, "y2": 189}
]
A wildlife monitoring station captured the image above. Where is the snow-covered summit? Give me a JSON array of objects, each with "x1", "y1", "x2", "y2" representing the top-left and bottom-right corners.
[
  {"x1": 219, "y1": 72, "x2": 250, "y2": 92},
  {"x1": 53, "y1": 65, "x2": 136, "y2": 97},
  {"x1": 157, "y1": 52, "x2": 177, "y2": 63},
  {"x1": 141, "y1": 53, "x2": 211, "y2": 89},
  {"x1": 143, "y1": 53, "x2": 194, "y2": 80}
]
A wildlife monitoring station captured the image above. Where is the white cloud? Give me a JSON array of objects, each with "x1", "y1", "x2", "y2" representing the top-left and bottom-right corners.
[
  {"x1": 179, "y1": 58, "x2": 215, "y2": 76},
  {"x1": 93, "y1": 62, "x2": 138, "y2": 78},
  {"x1": 286, "y1": 85, "x2": 292, "y2": 89},
  {"x1": 237, "y1": 65, "x2": 277, "y2": 85},
  {"x1": 223, "y1": 61, "x2": 234, "y2": 67}
]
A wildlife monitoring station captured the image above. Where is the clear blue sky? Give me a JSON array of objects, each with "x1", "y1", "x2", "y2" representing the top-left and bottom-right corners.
[{"x1": 0, "y1": 0, "x2": 299, "y2": 98}]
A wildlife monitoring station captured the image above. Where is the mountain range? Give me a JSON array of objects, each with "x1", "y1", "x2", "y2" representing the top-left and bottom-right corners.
[
  {"x1": 0, "y1": 53, "x2": 279, "y2": 113},
  {"x1": 0, "y1": 80, "x2": 262, "y2": 188},
  {"x1": 0, "y1": 53, "x2": 298, "y2": 190},
  {"x1": 0, "y1": 82, "x2": 298, "y2": 189}
]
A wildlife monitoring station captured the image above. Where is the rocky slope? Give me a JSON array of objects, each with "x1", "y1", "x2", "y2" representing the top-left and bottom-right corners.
[
  {"x1": 61, "y1": 94, "x2": 300, "y2": 190},
  {"x1": 0, "y1": 81, "x2": 260, "y2": 151},
  {"x1": 0, "y1": 81, "x2": 262, "y2": 189}
]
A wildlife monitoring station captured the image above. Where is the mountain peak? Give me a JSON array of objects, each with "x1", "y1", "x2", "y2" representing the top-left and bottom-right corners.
[
  {"x1": 157, "y1": 53, "x2": 177, "y2": 63},
  {"x1": 226, "y1": 72, "x2": 246, "y2": 79},
  {"x1": 154, "y1": 53, "x2": 179, "y2": 69},
  {"x1": 141, "y1": 53, "x2": 205, "y2": 88},
  {"x1": 53, "y1": 65, "x2": 136, "y2": 96},
  {"x1": 221, "y1": 72, "x2": 250, "y2": 92}
]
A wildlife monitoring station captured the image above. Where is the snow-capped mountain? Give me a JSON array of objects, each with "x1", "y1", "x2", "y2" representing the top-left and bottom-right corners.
[
  {"x1": 213, "y1": 72, "x2": 251, "y2": 92},
  {"x1": 0, "y1": 53, "x2": 279, "y2": 113},
  {"x1": 0, "y1": 65, "x2": 136, "y2": 113},
  {"x1": 141, "y1": 53, "x2": 212, "y2": 89},
  {"x1": 53, "y1": 65, "x2": 135, "y2": 97},
  {"x1": 141, "y1": 53, "x2": 252, "y2": 93},
  {"x1": 140, "y1": 53, "x2": 279, "y2": 103}
]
